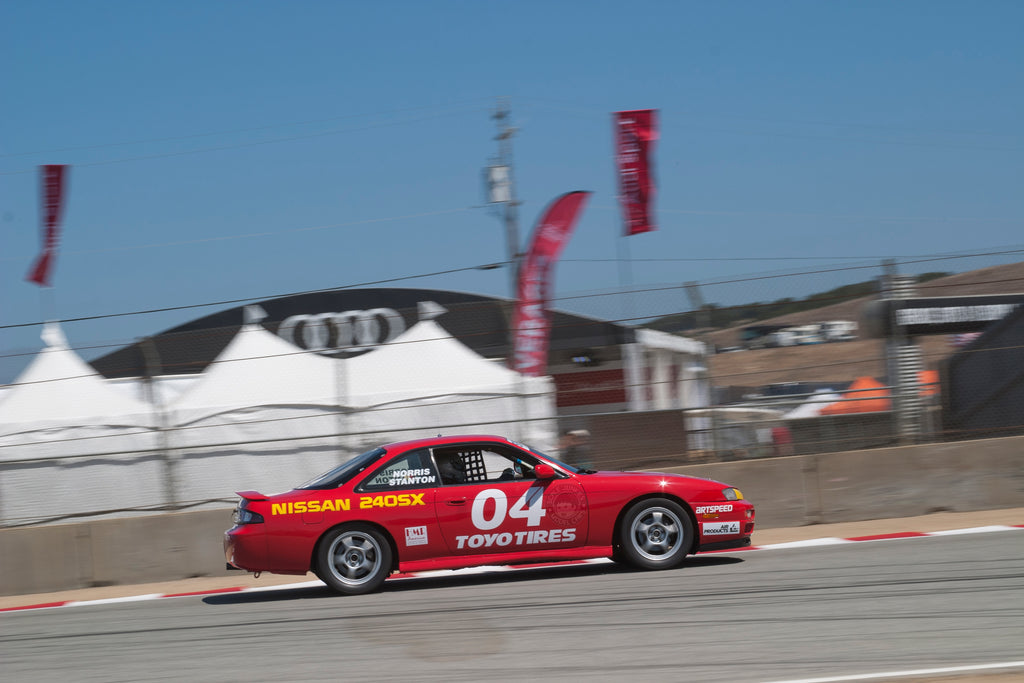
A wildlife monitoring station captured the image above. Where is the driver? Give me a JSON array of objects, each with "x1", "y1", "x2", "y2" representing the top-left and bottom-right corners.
[{"x1": 437, "y1": 452, "x2": 467, "y2": 485}]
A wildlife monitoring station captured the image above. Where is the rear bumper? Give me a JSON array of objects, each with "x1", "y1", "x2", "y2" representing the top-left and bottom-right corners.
[{"x1": 224, "y1": 524, "x2": 268, "y2": 571}]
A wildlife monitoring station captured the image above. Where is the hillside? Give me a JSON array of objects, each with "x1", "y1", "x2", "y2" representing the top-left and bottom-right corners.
[{"x1": 702, "y1": 262, "x2": 1024, "y2": 388}]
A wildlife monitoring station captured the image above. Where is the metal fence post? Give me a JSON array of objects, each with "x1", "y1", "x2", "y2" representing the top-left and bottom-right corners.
[
  {"x1": 141, "y1": 337, "x2": 179, "y2": 509},
  {"x1": 881, "y1": 261, "x2": 925, "y2": 445}
]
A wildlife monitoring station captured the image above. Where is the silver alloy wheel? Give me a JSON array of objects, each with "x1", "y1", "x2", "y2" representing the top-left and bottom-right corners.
[
  {"x1": 629, "y1": 506, "x2": 683, "y2": 562},
  {"x1": 327, "y1": 529, "x2": 383, "y2": 586}
]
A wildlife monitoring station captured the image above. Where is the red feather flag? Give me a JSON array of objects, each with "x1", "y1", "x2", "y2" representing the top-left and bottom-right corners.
[
  {"x1": 27, "y1": 164, "x2": 69, "y2": 287},
  {"x1": 613, "y1": 110, "x2": 657, "y2": 235},
  {"x1": 511, "y1": 191, "x2": 591, "y2": 376}
]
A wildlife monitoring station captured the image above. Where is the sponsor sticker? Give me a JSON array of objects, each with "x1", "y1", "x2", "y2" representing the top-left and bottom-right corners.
[
  {"x1": 454, "y1": 528, "x2": 576, "y2": 549},
  {"x1": 702, "y1": 521, "x2": 740, "y2": 536},
  {"x1": 359, "y1": 493, "x2": 426, "y2": 509},
  {"x1": 271, "y1": 499, "x2": 351, "y2": 515},
  {"x1": 386, "y1": 469, "x2": 436, "y2": 486},
  {"x1": 549, "y1": 485, "x2": 586, "y2": 526},
  {"x1": 405, "y1": 526, "x2": 428, "y2": 547},
  {"x1": 695, "y1": 504, "x2": 733, "y2": 515}
]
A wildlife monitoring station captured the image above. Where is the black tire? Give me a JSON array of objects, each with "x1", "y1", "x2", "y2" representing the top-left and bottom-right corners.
[
  {"x1": 315, "y1": 524, "x2": 392, "y2": 595},
  {"x1": 618, "y1": 498, "x2": 693, "y2": 570}
]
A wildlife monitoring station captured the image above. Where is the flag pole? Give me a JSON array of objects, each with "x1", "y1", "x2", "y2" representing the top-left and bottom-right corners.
[
  {"x1": 39, "y1": 286, "x2": 56, "y2": 324},
  {"x1": 616, "y1": 220, "x2": 635, "y2": 325}
]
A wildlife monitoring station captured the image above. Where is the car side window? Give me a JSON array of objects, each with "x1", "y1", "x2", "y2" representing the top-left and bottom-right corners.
[
  {"x1": 359, "y1": 449, "x2": 439, "y2": 491},
  {"x1": 434, "y1": 445, "x2": 537, "y2": 485}
]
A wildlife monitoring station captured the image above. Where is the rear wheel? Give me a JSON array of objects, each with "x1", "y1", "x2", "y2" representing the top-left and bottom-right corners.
[
  {"x1": 315, "y1": 524, "x2": 392, "y2": 595},
  {"x1": 618, "y1": 498, "x2": 692, "y2": 570}
]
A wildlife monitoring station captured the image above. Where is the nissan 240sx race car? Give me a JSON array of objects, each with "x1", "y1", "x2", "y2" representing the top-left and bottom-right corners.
[{"x1": 225, "y1": 434, "x2": 755, "y2": 594}]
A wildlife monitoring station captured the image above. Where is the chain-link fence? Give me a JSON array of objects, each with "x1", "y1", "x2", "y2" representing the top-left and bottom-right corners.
[{"x1": 3, "y1": 251, "x2": 1024, "y2": 526}]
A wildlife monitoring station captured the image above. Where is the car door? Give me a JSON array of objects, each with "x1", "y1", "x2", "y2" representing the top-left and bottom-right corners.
[
  {"x1": 432, "y1": 442, "x2": 588, "y2": 556},
  {"x1": 353, "y1": 447, "x2": 443, "y2": 562}
]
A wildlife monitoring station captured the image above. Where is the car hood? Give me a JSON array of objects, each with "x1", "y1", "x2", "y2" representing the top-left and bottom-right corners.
[{"x1": 592, "y1": 470, "x2": 730, "y2": 487}]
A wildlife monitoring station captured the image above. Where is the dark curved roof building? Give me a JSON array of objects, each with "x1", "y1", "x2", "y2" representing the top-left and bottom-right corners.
[{"x1": 91, "y1": 287, "x2": 704, "y2": 415}]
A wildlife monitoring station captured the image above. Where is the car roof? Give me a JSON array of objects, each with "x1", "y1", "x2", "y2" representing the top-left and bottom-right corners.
[{"x1": 381, "y1": 434, "x2": 516, "y2": 452}]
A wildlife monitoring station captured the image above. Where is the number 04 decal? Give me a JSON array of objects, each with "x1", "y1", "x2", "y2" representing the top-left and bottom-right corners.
[{"x1": 471, "y1": 487, "x2": 546, "y2": 530}]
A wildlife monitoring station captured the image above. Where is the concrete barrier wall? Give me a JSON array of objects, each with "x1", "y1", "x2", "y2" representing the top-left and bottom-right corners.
[
  {"x1": 0, "y1": 510, "x2": 235, "y2": 596},
  {"x1": 3, "y1": 436, "x2": 1023, "y2": 596},
  {"x1": 663, "y1": 435, "x2": 1024, "y2": 528}
]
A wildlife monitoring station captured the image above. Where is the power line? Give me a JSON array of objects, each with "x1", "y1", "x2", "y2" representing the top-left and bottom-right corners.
[
  {"x1": 0, "y1": 100, "x2": 494, "y2": 159},
  {"x1": 0, "y1": 262, "x2": 508, "y2": 331},
  {"x1": 520, "y1": 97, "x2": 1024, "y2": 151},
  {"x1": 4, "y1": 246, "x2": 1023, "y2": 335},
  {"x1": 591, "y1": 203, "x2": 1024, "y2": 226},
  {"x1": 0, "y1": 206, "x2": 477, "y2": 262},
  {"x1": 0, "y1": 104, "x2": 487, "y2": 176}
]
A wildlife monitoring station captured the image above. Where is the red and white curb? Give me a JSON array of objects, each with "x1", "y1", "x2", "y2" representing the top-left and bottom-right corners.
[{"x1": 4, "y1": 523, "x2": 1022, "y2": 614}]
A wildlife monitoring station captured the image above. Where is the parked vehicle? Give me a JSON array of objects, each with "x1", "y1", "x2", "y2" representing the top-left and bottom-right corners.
[{"x1": 821, "y1": 320, "x2": 857, "y2": 342}]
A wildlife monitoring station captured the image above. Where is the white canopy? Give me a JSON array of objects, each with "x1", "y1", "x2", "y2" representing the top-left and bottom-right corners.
[
  {"x1": 0, "y1": 323, "x2": 161, "y2": 524},
  {"x1": 0, "y1": 322, "x2": 153, "y2": 431},
  {"x1": 349, "y1": 319, "x2": 532, "y2": 399},
  {"x1": 164, "y1": 321, "x2": 349, "y2": 501},
  {"x1": 168, "y1": 322, "x2": 343, "y2": 416},
  {"x1": 347, "y1": 320, "x2": 557, "y2": 449},
  {"x1": 0, "y1": 318, "x2": 558, "y2": 522}
]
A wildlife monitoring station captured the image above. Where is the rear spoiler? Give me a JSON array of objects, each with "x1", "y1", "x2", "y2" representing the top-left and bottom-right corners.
[{"x1": 236, "y1": 490, "x2": 268, "y2": 502}]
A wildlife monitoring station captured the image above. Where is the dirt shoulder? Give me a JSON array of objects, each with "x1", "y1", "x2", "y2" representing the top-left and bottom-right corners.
[{"x1": 3, "y1": 507, "x2": 1020, "y2": 611}]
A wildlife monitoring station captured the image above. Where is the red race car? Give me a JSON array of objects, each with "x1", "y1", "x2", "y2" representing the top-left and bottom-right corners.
[{"x1": 225, "y1": 434, "x2": 755, "y2": 595}]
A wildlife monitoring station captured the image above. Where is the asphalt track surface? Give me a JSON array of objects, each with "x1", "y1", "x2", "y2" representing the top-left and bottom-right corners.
[{"x1": 3, "y1": 529, "x2": 1023, "y2": 683}]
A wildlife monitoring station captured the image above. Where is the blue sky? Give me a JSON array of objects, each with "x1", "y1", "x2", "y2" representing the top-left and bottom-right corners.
[{"x1": 2, "y1": 1, "x2": 1023, "y2": 381}]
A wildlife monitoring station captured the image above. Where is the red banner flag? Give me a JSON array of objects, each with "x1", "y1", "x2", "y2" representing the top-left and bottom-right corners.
[
  {"x1": 26, "y1": 164, "x2": 69, "y2": 287},
  {"x1": 613, "y1": 109, "x2": 658, "y2": 235},
  {"x1": 511, "y1": 191, "x2": 591, "y2": 376}
]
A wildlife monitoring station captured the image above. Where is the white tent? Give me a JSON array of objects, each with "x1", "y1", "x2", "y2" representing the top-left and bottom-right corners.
[
  {"x1": 0, "y1": 323, "x2": 160, "y2": 524},
  {"x1": 0, "y1": 323, "x2": 153, "y2": 432},
  {"x1": 166, "y1": 321, "x2": 350, "y2": 502},
  {"x1": 167, "y1": 323, "x2": 344, "y2": 416},
  {"x1": 0, "y1": 318, "x2": 559, "y2": 522},
  {"x1": 165, "y1": 319, "x2": 557, "y2": 500},
  {"x1": 347, "y1": 320, "x2": 557, "y2": 450}
]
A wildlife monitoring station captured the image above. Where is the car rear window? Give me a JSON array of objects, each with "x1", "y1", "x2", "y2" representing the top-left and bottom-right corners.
[{"x1": 296, "y1": 447, "x2": 386, "y2": 490}]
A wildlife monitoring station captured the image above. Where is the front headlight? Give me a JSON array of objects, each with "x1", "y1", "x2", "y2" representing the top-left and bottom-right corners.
[{"x1": 722, "y1": 487, "x2": 744, "y2": 501}]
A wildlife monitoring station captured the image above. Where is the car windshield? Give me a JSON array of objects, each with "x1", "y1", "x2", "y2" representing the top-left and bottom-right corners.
[
  {"x1": 520, "y1": 443, "x2": 583, "y2": 474},
  {"x1": 295, "y1": 447, "x2": 386, "y2": 490}
]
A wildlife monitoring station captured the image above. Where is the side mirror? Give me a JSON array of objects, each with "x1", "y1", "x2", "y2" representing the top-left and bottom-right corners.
[{"x1": 534, "y1": 463, "x2": 555, "y2": 480}]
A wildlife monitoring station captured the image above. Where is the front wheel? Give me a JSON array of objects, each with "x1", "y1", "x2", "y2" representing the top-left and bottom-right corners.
[
  {"x1": 618, "y1": 498, "x2": 693, "y2": 570},
  {"x1": 315, "y1": 524, "x2": 392, "y2": 595}
]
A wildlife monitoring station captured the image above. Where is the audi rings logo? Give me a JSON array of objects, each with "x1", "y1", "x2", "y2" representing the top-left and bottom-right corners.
[{"x1": 278, "y1": 309, "x2": 406, "y2": 354}]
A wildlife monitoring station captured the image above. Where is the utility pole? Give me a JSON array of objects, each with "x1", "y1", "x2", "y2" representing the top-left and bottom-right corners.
[
  {"x1": 486, "y1": 98, "x2": 522, "y2": 299},
  {"x1": 485, "y1": 99, "x2": 527, "y2": 440}
]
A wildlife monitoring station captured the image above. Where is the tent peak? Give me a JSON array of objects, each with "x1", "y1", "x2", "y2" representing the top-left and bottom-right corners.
[
  {"x1": 41, "y1": 321, "x2": 68, "y2": 349},
  {"x1": 244, "y1": 305, "x2": 268, "y2": 325}
]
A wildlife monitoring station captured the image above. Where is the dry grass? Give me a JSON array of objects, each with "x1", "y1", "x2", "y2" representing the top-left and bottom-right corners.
[{"x1": 706, "y1": 262, "x2": 1024, "y2": 387}]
